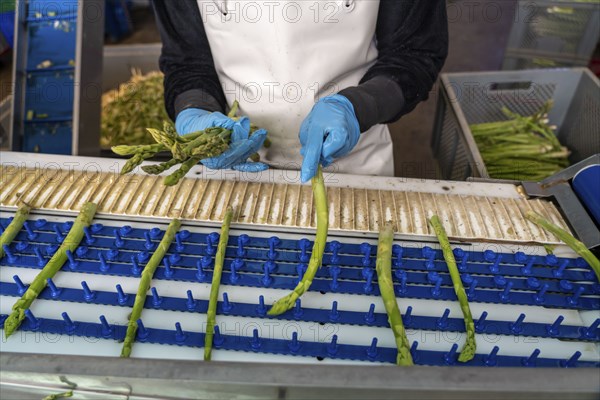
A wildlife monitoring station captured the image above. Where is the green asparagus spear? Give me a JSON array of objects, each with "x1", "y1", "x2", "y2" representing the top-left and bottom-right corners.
[
  {"x1": 4, "y1": 202, "x2": 97, "y2": 338},
  {"x1": 42, "y1": 391, "x2": 73, "y2": 400},
  {"x1": 120, "y1": 152, "x2": 156, "y2": 175},
  {"x1": 525, "y1": 211, "x2": 600, "y2": 282},
  {"x1": 179, "y1": 130, "x2": 206, "y2": 143},
  {"x1": 268, "y1": 166, "x2": 329, "y2": 315},
  {"x1": 228, "y1": 100, "x2": 239, "y2": 118},
  {"x1": 428, "y1": 215, "x2": 476, "y2": 362},
  {"x1": 121, "y1": 218, "x2": 182, "y2": 358},
  {"x1": 163, "y1": 157, "x2": 202, "y2": 187},
  {"x1": 146, "y1": 126, "x2": 187, "y2": 161},
  {"x1": 111, "y1": 143, "x2": 165, "y2": 156},
  {"x1": 204, "y1": 207, "x2": 234, "y2": 361},
  {"x1": 0, "y1": 203, "x2": 31, "y2": 259},
  {"x1": 182, "y1": 132, "x2": 214, "y2": 154},
  {"x1": 141, "y1": 158, "x2": 181, "y2": 175},
  {"x1": 375, "y1": 223, "x2": 414, "y2": 366}
]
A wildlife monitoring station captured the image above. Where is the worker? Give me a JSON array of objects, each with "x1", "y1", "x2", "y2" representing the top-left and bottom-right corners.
[{"x1": 152, "y1": 0, "x2": 448, "y2": 182}]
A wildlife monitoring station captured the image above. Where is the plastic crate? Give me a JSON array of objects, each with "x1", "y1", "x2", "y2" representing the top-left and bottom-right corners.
[
  {"x1": 504, "y1": 1, "x2": 600, "y2": 69},
  {"x1": 431, "y1": 68, "x2": 600, "y2": 180},
  {"x1": 502, "y1": 52, "x2": 589, "y2": 70}
]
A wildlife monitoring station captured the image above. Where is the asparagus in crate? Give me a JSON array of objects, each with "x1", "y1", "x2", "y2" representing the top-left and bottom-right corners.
[
  {"x1": 121, "y1": 218, "x2": 182, "y2": 358},
  {"x1": 101, "y1": 70, "x2": 169, "y2": 147},
  {"x1": 112, "y1": 101, "x2": 267, "y2": 186},
  {"x1": 204, "y1": 207, "x2": 234, "y2": 361},
  {"x1": 429, "y1": 215, "x2": 476, "y2": 362},
  {"x1": 375, "y1": 223, "x2": 413, "y2": 366},
  {"x1": 469, "y1": 101, "x2": 570, "y2": 181},
  {"x1": 3, "y1": 202, "x2": 97, "y2": 338},
  {"x1": 0, "y1": 203, "x2": 31, "y2": 258},
  {"x1": 269, "y1": 166, "x2": 328, "y2": 315}
]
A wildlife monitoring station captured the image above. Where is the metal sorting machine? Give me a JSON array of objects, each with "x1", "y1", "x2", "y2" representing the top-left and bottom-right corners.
[{"x1": 0, "y1": 152, "x2": 598, "y2": 399}]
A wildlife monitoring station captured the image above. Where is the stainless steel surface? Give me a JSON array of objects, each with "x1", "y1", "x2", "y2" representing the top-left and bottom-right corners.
[
  {"x1": 0, "y1": 162, "x2": 572, "y2": 244},
  {"x1": 522, "y1": 154, "x2": 600, "y2": 248},
  {"x1": 71, "y1": 0, "x2": 105, "y2": 156},
  {"x1": 0, "y1": 96, "x2": 10, "y2": 150},
  {"x1": 523, "y1": 181, "x2": 600, "y2": 248},
  {"x1": 101, "y1": 43, "x2": 161, "y2": 92},
  {"x1": 2, "y1": 353, "x2": 600, "y2": 400},
  {"x1": 469, "y1": 156, "x2": 600, "y2": 248},
  {"x1": 8, "y1": 0, "x2": 27, "y2": 153},
  {"x1": 540, "y1": 154, "x2": 600, "y2": 185}
]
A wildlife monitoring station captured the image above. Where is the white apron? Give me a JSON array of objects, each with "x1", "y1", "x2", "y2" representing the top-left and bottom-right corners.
[{"x1": 197, "y1": 0, "x2": 394, "y2": 176}]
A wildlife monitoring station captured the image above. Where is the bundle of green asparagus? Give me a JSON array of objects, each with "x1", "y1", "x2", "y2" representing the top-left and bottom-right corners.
[
  {"x1": 470, "y1": 101, "x2": 570, "y2": 181},
  {"x1": 112, "y1": 121, "x2": 232, "y2": 186},
  {"x1": 101, "y1": 70, "x2": 169, "y2": 148},
  {"x1": 112, "y1": 101, "x2": 266, "y2": 186}
]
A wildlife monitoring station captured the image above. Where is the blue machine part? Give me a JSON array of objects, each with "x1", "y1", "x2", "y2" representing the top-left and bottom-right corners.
[
  {"x1": 1, "y1": 216, "x2": 599, "y2": 367},
  {"x1": 24, "y1": 70, "x2": 75, "y2": 120},
  {"x1": 573, "y1": 164, "x2": 600, "y2": 226},
  {"x1": 0, "y1": 10, "x2": 15, "y2": 48},
  {"x1": 14, "y1": 0, "x2": 79, "y2": 154},
  {"x1": 2, "y1": 312, "x2": 597, "y2": 368},
  {"x1": 26, "y1": 17, "x2": 76, "y2": 69},
  {"x1": 26, "y1": 0, "x2": 78, "y2": 19},
  {"x1": 22, "y1": 121, "x2": 72, "y2": 154}
]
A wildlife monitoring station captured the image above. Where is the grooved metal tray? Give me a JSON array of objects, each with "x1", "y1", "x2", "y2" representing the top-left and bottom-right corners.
[{"x1": 0, "y1": 156, "x2": 572, "y2": 245}]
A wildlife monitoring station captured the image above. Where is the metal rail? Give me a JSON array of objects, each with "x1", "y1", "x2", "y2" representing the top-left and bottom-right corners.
[{"x1": 1, "y1": 353, "x2": 599, "y2": 399}]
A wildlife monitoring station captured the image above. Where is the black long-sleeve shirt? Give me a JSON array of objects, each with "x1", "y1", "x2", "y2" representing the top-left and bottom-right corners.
[{"x1": 152, "y1": 0, "x2": 448, "y2": 132}]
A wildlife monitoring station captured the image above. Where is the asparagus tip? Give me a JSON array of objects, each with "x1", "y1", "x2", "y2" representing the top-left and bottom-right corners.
[
  {"x1": 3, "y1": 312, "x2": 21, "y2": 339},
  {"x1": 267, "y1": 297, "x2": 293, "y2": 316},
  {"x1": 458, "y1": 343, "x2": 477, "y2": 363}
]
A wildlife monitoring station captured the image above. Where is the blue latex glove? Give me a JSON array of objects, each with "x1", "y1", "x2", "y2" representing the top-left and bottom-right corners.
[
  {"x1": 299, "y1": 94, "x2": 360, "y2": 183},
  {"x1": 176, "y1": 108, "x2": 269, "y2": 172},
  {"x1": 175, "y1": 108, "x2": 237, "y2": 135},
  {"x1": 201, "y1": 116, "x2": 269, "y2": 172}
]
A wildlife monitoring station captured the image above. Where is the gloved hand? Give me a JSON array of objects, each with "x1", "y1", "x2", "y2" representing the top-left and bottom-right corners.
[
  {"x1": 299, "y1": 94, "x2": 360, "y2": 183},
  {"x1": 201, "y1": 116, "x2": 269, "y2": 172},
  {"x1": 175, "y1": 108, "x2": 237, "y2": 135},
  {"x1": 176, "y1": 108, "x2": 269, "y2": 172}
]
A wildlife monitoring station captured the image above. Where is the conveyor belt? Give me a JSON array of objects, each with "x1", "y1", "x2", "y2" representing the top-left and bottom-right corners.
[
  {"x1": 0, "y1": 154, "x2": 598, "y2": 375},
  {"x1": 1, "y1": 215, "x2": 598, "y2": 367}
]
